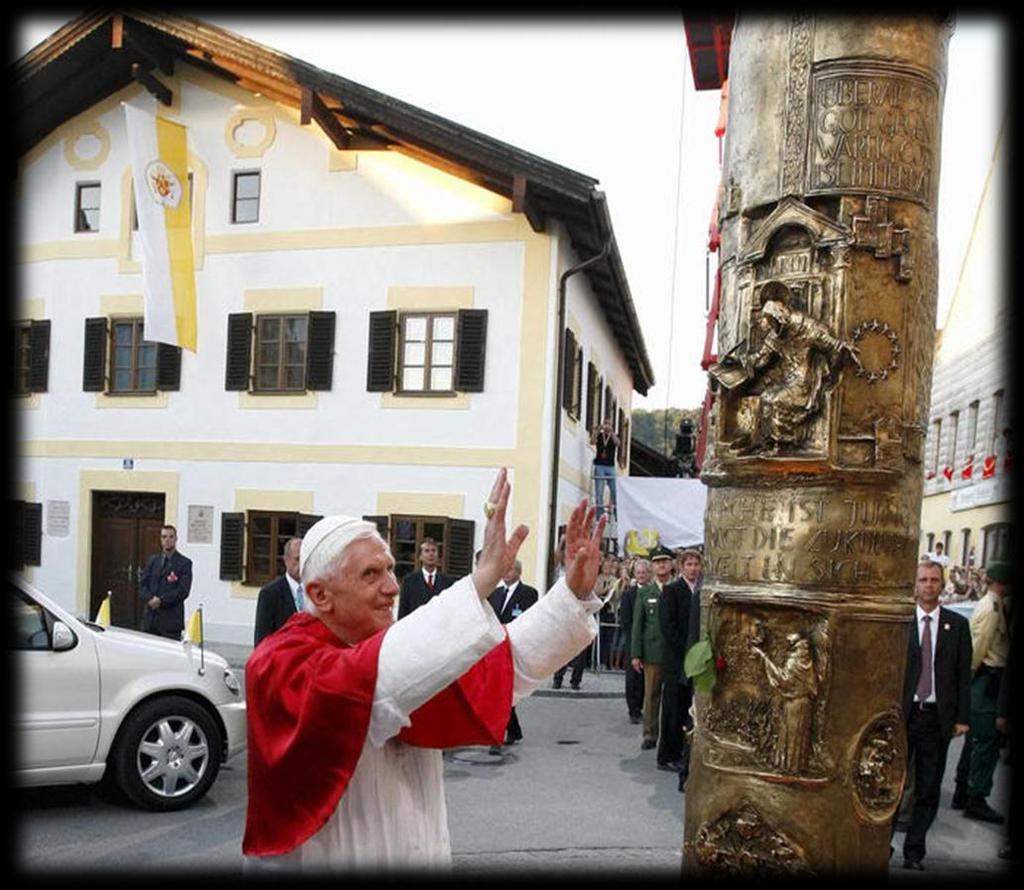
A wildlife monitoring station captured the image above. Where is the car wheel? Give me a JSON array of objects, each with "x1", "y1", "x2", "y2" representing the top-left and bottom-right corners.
[{"x1": 111, "y1": 695, "x2": 222, "y2": 811}]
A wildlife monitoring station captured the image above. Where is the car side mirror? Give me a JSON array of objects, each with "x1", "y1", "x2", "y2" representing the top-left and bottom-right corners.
[{"x1": 51, "y1": 621, "x2": 76, "y2": 651}]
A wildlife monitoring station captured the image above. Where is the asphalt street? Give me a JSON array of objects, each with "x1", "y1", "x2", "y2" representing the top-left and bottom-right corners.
[{"x1": 15, "y1": 661, "x2": 1015, "y2": 879}]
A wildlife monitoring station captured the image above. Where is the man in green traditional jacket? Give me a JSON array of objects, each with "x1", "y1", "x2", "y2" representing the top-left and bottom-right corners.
[{"x1": 631, "y1": 545, "x2": 673, "y2": 750}]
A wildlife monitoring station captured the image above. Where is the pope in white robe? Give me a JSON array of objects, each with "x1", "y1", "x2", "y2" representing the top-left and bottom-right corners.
[{"x1": 243, "y1": 468, "x2": 605, "y2": 872}]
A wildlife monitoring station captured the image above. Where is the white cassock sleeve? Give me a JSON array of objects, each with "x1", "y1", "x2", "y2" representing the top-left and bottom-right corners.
[{"x1": 369, "y1": 574, "x2": 600, "y2": 746}]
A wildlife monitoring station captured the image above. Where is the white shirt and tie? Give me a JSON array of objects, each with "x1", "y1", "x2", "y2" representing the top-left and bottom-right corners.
[
  {"x1": 496, "y1": 581, "x2": 520, "y2": 617},
  {"x1": 915, "y1": 604, "x2": 938, "y2": 704},
  {"x1": 287, "y1": 574, "x2": 304, "y2": 613},
  {"x1": 423, "y1": 569, "x2": 437, "y2": 593}
]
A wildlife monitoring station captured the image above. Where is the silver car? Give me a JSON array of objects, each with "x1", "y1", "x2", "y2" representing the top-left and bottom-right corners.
[{"x1": 11, "y1": 574, "x2": 246, "y2": 811}]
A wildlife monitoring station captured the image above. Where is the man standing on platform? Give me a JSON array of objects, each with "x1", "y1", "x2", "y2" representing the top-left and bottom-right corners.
[
  {"x1": 898, "y1": 559, "x2": 972, "y2": 871},
  {"x1": 591, "y1": 418, "x2": 619, "y2": 521},
  {"x1": 397, "y1": 537, "x2": 452, "y2": 619}
]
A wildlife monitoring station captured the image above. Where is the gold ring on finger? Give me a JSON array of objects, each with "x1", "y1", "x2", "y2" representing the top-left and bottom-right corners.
[{"x1": 484, "y1": 501, "x2": 497, "y2": 519}]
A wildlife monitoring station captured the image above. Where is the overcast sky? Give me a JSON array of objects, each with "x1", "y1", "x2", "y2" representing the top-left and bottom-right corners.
[{"x1": 16, "y1": 14, "x2": 1005, "y2": 410}]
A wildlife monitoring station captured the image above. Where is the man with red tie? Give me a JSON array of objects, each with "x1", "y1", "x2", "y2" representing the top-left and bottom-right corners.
[
  {"x1": 898, "y1": 559, "x2": 972, "y2": 871},
  {"x1": 397, "y1": 537, "x2": 452, "y2": 619}
]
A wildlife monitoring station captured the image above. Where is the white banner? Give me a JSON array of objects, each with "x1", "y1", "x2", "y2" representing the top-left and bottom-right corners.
[
  {"x1": 616, "y1": 477, "x2": 707, "y2": 556},
  {"x1": 125, "y1": 104, "x2": 197, "y2": 350}
]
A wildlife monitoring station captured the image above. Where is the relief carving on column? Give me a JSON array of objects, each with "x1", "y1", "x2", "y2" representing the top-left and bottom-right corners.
[
  {"x1": 701, "y1": 604, "x2": 832, "y2": 780},
  {"x1": 709, "y1": 198, "x2": 856, "y2": 462},
  {"x1": 780, "y1": 14, "x2": 815, "y2": 197},
  {"x1": 851, "y1": 708, "x2": 907, "y2": 824},
  {"x1": 693, "y1": 801, "x2": 814, "y2": 876}
]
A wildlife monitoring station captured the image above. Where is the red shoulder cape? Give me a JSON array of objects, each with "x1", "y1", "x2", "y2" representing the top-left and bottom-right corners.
[{"x1": 242, "y1": 611, "x2": 513, "y2": 856}]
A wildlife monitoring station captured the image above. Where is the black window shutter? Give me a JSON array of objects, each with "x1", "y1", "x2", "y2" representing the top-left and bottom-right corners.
[
  {"x1": 219, "y1": 512, "x2": 246, "y2": 580},
  {"x1": 22, "y1": 502, "x2": 42, "y2": 567},
  {"x1": 306, "y1": 311, "x2": 336, "y2": 391},
  {"x1": 447, "y1": 519, "x2": 475, "y2": 579},
  {"x1": 29, "y1": 320, "x2": 51, "y2": 393},
  {"x1": 362, "y1": 515, "x2": 390, "y2": 543},
  {"x1": 296, "y1": 513, "x2": 324, "y2": 538},
  {"x1": 574, "y1": 344, "x2": 583, "y2": 418},
  {"x1": 156, "y1": 344, "x2": 182, "y2": 391},
  {"x1": 455, "y1": 309, "x2": 488, "y2": 392},
  {"x1": 562, "y1": 329, "x2": 576, "y2": 412},
  {"x1": 366, "y1": 310, "x2": 396, "y2": 392},
  {"x1": 10, "y1": 501, "x2": 25, "y2": 570},
  {"x1": 225, "y1": 313, "x2": 253, "y2": 391},
  {"x1": 82, "y1": 317, "x2": 108, "y2": 392},
  {"x1": 586, "y1": 362, "x2": 597, "y2": 431}
]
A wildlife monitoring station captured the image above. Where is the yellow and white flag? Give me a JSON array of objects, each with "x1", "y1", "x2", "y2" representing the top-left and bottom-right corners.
[
  {"x1": 94, "y1": 591, "x2": 112, "y2": 627},
  {"x1": 124, "y1": 104, "x2": 197, "y2": 351},
  {"x1": 187, "y1": 607, "x2": 204, "y2": 644}
]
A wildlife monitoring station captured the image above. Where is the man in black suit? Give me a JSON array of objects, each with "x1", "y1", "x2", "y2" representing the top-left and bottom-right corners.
[
  {"x1": 488, "y1": 559, "x2": 539, "y2": 745},
  {"x1": 899, "y1": 559, "x2": 972, "y2": 871},
  {"x1": 658, "y1": 548, "x2": 701, "y2": 775},
  {"x1": 397, "y1": 538, "x2": 453, "y2": 619},
  {"x1": 618, "y1": 558, "x2": 650, "y2": 722},
  {"x1": 139, "y1": 524, "x2": 193, "y2": 639},
  {"x1": 254, "y1": 537, "x2": 303, "y2": 646}
]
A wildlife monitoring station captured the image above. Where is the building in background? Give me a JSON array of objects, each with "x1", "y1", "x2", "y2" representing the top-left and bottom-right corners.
[
  {"x1": 919, "y1": 126, "x2": 1010, "y2": 569},
  {"x1": 12, "y1": 12, "x2": 653, "y2": 643}
]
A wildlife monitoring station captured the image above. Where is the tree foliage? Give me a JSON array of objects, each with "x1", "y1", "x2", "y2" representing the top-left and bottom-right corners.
[{"x1": 630, "y1": 406, "x2": 701, "y2": 456}]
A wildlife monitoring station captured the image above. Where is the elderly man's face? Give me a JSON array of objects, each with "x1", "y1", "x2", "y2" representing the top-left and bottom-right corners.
[
  {"x1": 310, "y1": 536, "x2": 400, "y2": 644},
  {"x1": 503, "y1": 562, "x2": 522, "y2": 586},
  {"x1": 634, "y1": 560, "x2": 652, "y2": 585}
]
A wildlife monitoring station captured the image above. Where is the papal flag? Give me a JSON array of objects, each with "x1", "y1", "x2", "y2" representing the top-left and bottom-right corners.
[
  {"x1": 124, "y1": 104, "x2": 197, "y2": 351},
  {"x1": 94, "y1": 591, "x2": 112, "y2": 627},
  {"x1": 187, "y1": 606, "x2": 204, "y2": 644}
]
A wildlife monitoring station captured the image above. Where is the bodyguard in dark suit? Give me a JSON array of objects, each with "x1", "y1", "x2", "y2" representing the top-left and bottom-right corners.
[
  {"x1": 657, "y1": 549, "x2": 701, "y2": 774},
  {"x1": 254, "y1": 537, "x2": 303, "y2": 646},
  {"x1": 139, "y1": 524, "x2": 192, "y2": 639},
  {"x1": 899, "y1": 559, "x2": 972, "y2": 871},
  {"x1": 487, "y1": 560, "x2": 539, "y2": 745},
  {"x1": 397, "y1": 538, "x2": 453, "y2": 619},
  {"x1": 620, "y1": 559, "x2": 651, "y2": 723}
]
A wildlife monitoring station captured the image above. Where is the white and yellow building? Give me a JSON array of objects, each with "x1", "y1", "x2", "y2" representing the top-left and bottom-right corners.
[
  {"x1": 13, "y1": 13, "x2": 654, "y2": 643},
  {"x1": 919, "y1": 122, "x2": 1011, "y2": 568}
]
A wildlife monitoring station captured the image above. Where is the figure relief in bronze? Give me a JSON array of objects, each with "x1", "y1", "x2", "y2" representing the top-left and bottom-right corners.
[
  {"x1": 751, "y1": 623, "x2": 822, "y2": 774},
  {"x1": 702, "y1": 607, "x2": 832, "y2": 780},
  {"x1": 693, "y1": 801, "x2": 813, "y2": 876},
  {"x1": 712, "y1": 280, "x2": 857, "y2": 457},
  {"x1": 851, "y1": 709, "x2": 907, "y2": 823}
]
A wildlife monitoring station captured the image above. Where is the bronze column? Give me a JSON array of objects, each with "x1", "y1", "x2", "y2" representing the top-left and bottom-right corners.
[{"x1": 685, "y1": 15, "x2": 952, "y2": 875}]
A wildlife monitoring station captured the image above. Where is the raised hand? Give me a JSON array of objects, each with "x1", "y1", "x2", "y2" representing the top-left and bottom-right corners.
[
  {"x1": 564, "y1": 498, "x2": 607, "y2": 600},
  {"x1": 471, "y1": 467, "x2": 529, "y2": 599}
]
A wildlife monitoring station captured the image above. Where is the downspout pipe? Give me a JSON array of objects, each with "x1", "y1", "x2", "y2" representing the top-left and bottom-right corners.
[{"x1": 546, "y1": 232, "x2": 611, "y2": 587}]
